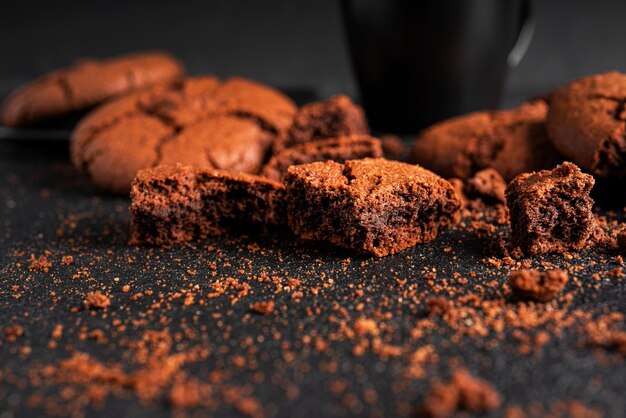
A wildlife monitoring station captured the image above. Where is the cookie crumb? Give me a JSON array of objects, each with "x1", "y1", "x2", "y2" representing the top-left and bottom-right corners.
[
  {"x1": 509, "y1": 269, "x2": 568, "y2": 302},
  {"x1": 249, "y1": 301, "x2": 275, "y2": 315},
  {"x1": 84, "y1": 292, "x2": 111, "y2": 310},
  {"x1": 29, "y1": 255, "x2": 52, "y2": 272},
  {"x1": 418, "y1": 368, "x2": 501, "y2": 418}
]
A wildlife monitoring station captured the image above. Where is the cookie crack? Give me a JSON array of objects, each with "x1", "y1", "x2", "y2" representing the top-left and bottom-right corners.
[
  {"x1": 136, "y1": 103, "x2": 181, "y2": 130},
  {"x1": 228, "y1": 110, "x2": 278, "y2": 135},
  {"x1": 56, "y1": 77, "x2": 75, "y2": 107}
]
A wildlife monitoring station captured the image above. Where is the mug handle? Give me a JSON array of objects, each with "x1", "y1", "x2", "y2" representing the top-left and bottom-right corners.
[{"x1": 507, "y1": 0, "x2": 535, "y2": 68}]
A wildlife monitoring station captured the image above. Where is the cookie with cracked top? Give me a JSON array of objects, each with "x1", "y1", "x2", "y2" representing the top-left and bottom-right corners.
[
  {"x1": 411, "y1": 100, "x2": 563, "y2": 181},
  {"x1": 71, "y1": 76, "x2": 296, "y2": 194},
  {"x1": 1, "y1": 51, "x2": 184, "y2": 128},
  {"x1": 284, "y1": 158, "x2": 461, "y2": 257},
  {"x1": 273, "y1": 95, "x2": 369, "y2": 153},
  {"x1": 548, "y1": 71, "x2": 626, "y2": 178},
  {"x1": 261, "y1": 135, "x2": 383, "y2": 181},
  {"x1": 130, "y1": 164, "x2": 287, "y2": 246},
  {"x1": 505, "y1": 162, "x2": 596, "y2": 256}
]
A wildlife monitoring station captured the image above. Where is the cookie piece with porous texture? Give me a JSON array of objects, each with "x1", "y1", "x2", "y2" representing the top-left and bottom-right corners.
[
  {"x1": 284, "y1": 158, "x2": 461, "y2": 257},
  {"x1": 465, "y1": 168, "x2": 507, "y2": 204},
  {"x1": 273, "y1": 95, "x2": 369, "y2": 152},
  {"x1": 130, "y1": 164, "x2": 287, "y2": 246},
  {"x1": 505, "y1": 162, "x2": 596, "y2": 256},
  {"x1": 261, "y1": 135, "x2": 383, "y2": 181},
  {"x1": 411, "y1": 100, "x2": 563, "y2": 181},
  {"x1": 509, "y1": 269, "x2": 569, "y2": 302},
  {"x1": 1, "y1": 51, "x2": 184, "y2": 128},
  {"x1": 548, "y1": 71, "x2": 626, "y2": 178},
  {"x1": 71, "y1": 76, "x2": 296, "y2": 194}
]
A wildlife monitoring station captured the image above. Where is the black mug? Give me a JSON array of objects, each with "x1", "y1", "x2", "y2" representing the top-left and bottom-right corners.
[{"x1": 341, "y1": 0, "x2": 534, "y2": 134}]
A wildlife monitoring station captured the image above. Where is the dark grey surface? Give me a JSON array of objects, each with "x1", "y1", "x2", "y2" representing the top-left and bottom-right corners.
[{"x1": 1, "y1": 0, "x2": 626, "y2": 107}]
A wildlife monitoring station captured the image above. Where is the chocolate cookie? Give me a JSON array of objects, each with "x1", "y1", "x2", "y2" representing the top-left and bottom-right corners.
[
  {"x1": 130, "y1": 164, "x2": 287, "y2": 246},
  {"x1": 284, "y1": 158, "x2": 461, "y2": 257},
  {"x1": 273, "y1": 95, "x2": 369, "y2": 152},
  {"x1": 1, "y1": 51, "x2": 184, "y2": 128},
  {"x1": 71, "y1": 76, "x2": 297, "y2": 194},
  {"x1": 505, "y1": 162, "x2": 596, "y2": 256},
  {"x1": 548, "y1": 71, "x2": 626, "y2": 178},
  {"x1": 411, "y1": 100, "x2": 563, "y2": 181},
  {"x1": 261, "y1": 135, "x2": 383, "y2": 181}
]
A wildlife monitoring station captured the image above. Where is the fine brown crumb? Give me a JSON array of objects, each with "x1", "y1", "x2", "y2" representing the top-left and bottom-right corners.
[
  {"x1": 509, "y1": 269, "x2": 569, "y2": 302},
  {"x1": 29, "y1": 255, "x2": 52, "y2": 272},
  {"x1": 249, "y1": 301, "x2": 275, "y2": 315},
  {"x1": 426, "y1": 297, "x2": 452, "y2": 317},
  {"x1": 60, "y1": 255, "x2": 73, "y2": 266},
  {"x1": 418, "y1": 368, "x2": 502, "y2": 418},
  {"x1": 83, "y1": 292, "x2": 111, "y2": 310}
]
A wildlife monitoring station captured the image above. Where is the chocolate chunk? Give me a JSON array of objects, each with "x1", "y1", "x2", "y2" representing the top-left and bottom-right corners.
[
  {"x1": 411, "y1": 100, "x2": 563, "y2": 181},
  {"x1": 505, "y1": 162, "x2": 596, "y2": 255},
  {"x1": 261, "y1": 135, "x2": 383, "y2": 181},
  {"x1": 284, "y1": 158, "x2": 461, "y2": 257},
  {"x1": 130, "y1": 164, "x2": 286, "y2": 246},
  {"x1": 509, "y1": 269, "x2": 569, "y2": 302},
  {"x1": 273, "y1": 95, "x2": 369, "y2": 152}
]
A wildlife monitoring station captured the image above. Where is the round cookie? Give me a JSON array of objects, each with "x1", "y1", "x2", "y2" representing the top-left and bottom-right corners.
[
  {"x1": 71, "y1": 76, "x2": 297, "y2": 194},
  {"x1": 1, "y1": 51, "x2": 185, "y2": 128},
  {"x1": 410, "y1": 100, "x2": 563, "y2": 181},
  {"x1": 547, "y1": 71, "x2": 626, "y2": 178}
]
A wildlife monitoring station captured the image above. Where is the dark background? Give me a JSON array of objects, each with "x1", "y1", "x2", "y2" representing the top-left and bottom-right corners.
[{"x1": 1, "y1": 0, "x2": 626, "y2": 109}]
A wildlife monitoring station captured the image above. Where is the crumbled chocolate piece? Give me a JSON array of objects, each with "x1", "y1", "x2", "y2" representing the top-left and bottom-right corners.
[
  {"x1": 29, "y1": 255, "x2": 52, "y2": 272},
  {"x1": 509, "y1": 269, "x2": 569, "y2": 302},
  {"x1": 466, "y1": 168, "x2": 507, "y2": 204},
  {"x1": 419, "y1": 369, "x2": 501, "y2": 418},
  {"x1": 273, "y1": 95, "x2": 369, "y2": 152},
  {"x1": 426, "y1": 297, "x2": 452, "y2": 316},
  {"x1": 506, "y1": 162, "x2": 596, "y2": 255},
  {"x1": 130, "y1": 164, "x2": 286, "y2": 246},
  {"x1": 249, "y1": 301, "x2": 275, "y2": 315},
  {"x1": 84, "y1": 292, "x2": 111, "y2": 310},
  {"x1": 284, "y1": 158, "x2": 461, "y2": 257}
]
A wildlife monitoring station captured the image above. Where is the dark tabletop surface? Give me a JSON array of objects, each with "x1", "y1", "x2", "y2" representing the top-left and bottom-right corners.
[
  {"x1": 1, "y1": 1, "x2": 626, "y2": 417},
  {"x1": 1, "y1": 138, "x2": 626, "y2": 418}
]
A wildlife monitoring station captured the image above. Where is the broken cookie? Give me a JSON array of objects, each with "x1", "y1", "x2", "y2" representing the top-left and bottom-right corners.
[
  {"x1": 284, "y1": 158, "x2": 461, "y2": 257},
  {"x1": 130, "y1": 164, "x2": 286, "y2": 246},
  {"x1": 273, "y1": 95, "x2": 369, "y2": 152},
  {"x1": 505, "y1": 162, "x2": 596, "y2": 256}
]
